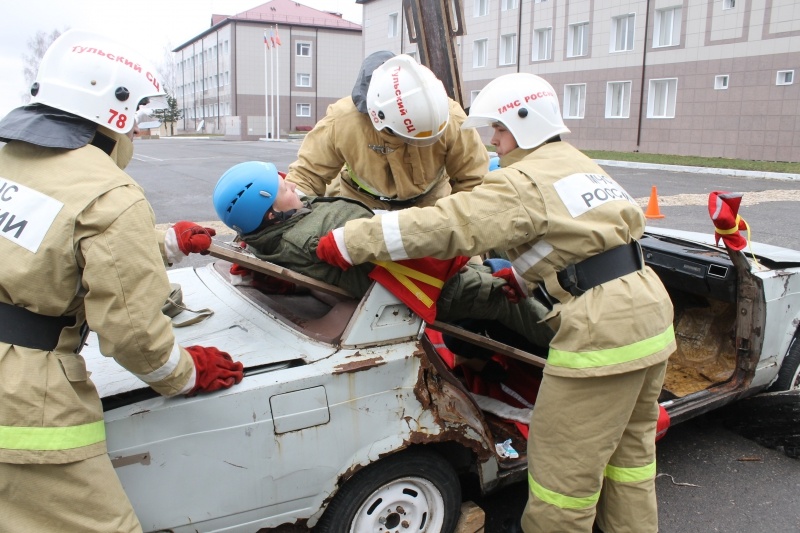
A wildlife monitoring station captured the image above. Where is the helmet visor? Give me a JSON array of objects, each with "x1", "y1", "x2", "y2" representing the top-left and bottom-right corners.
[{"x1": 461, "y1": 115, "x2": 495, "y2": 130}]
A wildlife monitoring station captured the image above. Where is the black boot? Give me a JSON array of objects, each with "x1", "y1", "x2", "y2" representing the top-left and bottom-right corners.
[{"x1": 505, "y1": 518, "x2": 524, "y2": 533}]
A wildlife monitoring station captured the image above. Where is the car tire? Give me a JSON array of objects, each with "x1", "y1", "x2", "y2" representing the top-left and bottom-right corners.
[
  {"x1": 314, "y1": 448, "x2": 461, "y2": 533},
  {"x1": 769, "y1": 332, "x2": 800, "y2": 391}
]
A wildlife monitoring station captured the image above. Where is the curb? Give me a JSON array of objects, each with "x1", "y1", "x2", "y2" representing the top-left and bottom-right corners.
[{"x1": 595, "y1": 159, "x2": 800, "y2": 181}]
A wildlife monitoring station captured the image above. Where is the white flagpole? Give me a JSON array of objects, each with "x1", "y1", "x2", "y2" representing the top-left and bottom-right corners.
[
  {"x1": 271, "y1": 33, "x2": 276, "y2": 141},
  {"x1": 276, "y1": 25, "x2": 281, "y2": 140},
  {"x1": 264, "y1": 32, "x2": 269, "y2": 139}
]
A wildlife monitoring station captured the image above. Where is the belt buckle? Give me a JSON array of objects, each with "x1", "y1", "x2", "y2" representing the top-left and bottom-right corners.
[{"x1": 559, "y1": 264, "x2": 585, "y2": 297}]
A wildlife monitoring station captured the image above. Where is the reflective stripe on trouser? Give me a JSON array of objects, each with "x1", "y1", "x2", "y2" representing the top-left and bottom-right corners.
[
  {"x1": 0, "y1": 454, "x2": 142, "y2": 533},
  {"x1": 522, "y1": 361, "x2": 667, "y2": 533}
]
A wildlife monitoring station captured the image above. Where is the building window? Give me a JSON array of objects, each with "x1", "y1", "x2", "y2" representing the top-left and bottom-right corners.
[
  {"x1": 296, "y1": 73, "x2": 311, "y2": 87},
  {"x1": 470, "y1": 90, "x2": 481, "y2": 107},
  {"x1": 563, "y1": 84, "x2": 586, "y2": 119},
  {"x1": 474, "y1": 0, "x2": 488, "y2": 17},
  {"x1": 654, "y1": 7, "x2": 681, "y2": 47},
  {"x1": 500, "y1": 34, "x2": 517, "y2": 66},
  {"x1": 502, "y1": 0, "x2": 518, "y2": 10},
  {"x1": 406, "y1": 51, "x2": 417, "y2": 61},
  {"x1": 777, "y1": 70, "x2": 794, "y2": 85},
  {"x1": 296, "y1": 103, "x2": 311, "y2": 117},
  {"x1": 534, "y1": 0, "x2": 547, "y2": 3},
  {"x1": 611, "y1": 14, "x2": 635, "y2": 52},
  {"x1": 533, "y1": 28, "x2": 552, "y2": 61},
  {"x1": 606, "y1": 81, "x2": 631, "y2": 118},
  {"x1": 648, "y1": 78, "x2": 678, "y2": 118},
  {"x1": 473, "y1": 39, "x2": 488, "y2": 68},
  {"x1": 568, "y1": 22, "x2": 589, "y2": 57},
  {"x1": 714, "y1": 75, "x2": 729, "y2": 90},
  {"x1": 723, "y1": 0, "x2": 735, "y2": 9},
  {"x1": 388, "y1": 12, "x2": 399, "y2": 38},
  {"x1": 296, "y1": 42, "x2": 311, "y2": 57}
]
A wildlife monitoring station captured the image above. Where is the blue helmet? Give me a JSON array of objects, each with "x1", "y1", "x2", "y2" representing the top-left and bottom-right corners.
[
  {"x1": 488, "y1": 155, "x2": 501, "y2": 171},
  {"x1": 213, "y1": 161, "x2": 280, "y2": 234}
]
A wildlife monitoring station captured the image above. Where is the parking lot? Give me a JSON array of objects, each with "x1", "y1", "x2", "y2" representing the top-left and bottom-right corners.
[{"x1": 129, "y1": 136, "x2": 800, "y2": 533}]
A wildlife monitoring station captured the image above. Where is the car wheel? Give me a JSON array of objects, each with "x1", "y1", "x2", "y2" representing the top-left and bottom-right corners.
[
  {"x1": 769, "y1": 332, "x2": 800, "y2": 391},
  {"x1": 314, "y1": 448, "x2": 461, "y2": 533}
]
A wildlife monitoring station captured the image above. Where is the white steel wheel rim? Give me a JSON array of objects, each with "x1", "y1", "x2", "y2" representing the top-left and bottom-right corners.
[{"x1": 350, "y1": 476, "x2": 446, "y2": 533}]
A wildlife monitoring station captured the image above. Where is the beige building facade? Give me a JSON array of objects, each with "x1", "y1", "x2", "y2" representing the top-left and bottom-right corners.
[
  {"x1": 174, "y1": 0, "x2": 362, "y2": 140},
  {"x1": 359, "y1": 0, "x2": 800, "y2": 162}
]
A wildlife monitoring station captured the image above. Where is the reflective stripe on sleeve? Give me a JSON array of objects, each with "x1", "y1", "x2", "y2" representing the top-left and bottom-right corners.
[
  {"x1": 512, "y1": 240, "x2": 554, "y2": 274},
  {"x1": 132, "y1": 341, "x2": 182, "y2": 383},
  {"x1": 381, "y1": 212, "x2": 409, "y2": 261},
  {"x1": 0, "y1": 420, "x2": 105, "y2": 451},
  {"x1": 548, "y1": 325, "x2": 675, "y2": 370},
  {"x1": 528, "y1": 472, "x2": 600, "y2": 510},
  {"x1": 604, "y1": 461, "x2": 657, "y2": 483}
]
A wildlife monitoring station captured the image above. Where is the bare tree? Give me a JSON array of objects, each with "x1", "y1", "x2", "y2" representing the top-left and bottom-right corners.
[
  {"x1": 157, "y1": 42, "x2": 179, "y2": 95},
  {"x1": 21, "y1": 29, "x2": 66, "y2": 103}
]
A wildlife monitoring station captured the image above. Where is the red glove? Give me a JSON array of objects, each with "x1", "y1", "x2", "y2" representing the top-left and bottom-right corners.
[
  {"x1": 315, "y1": 231, "x2": 352, "y2": 271},
  {"x1": 185, "y1": 345, "x2": 243, "y2": 396},
  {"x1": 484, "y1": 258, "x2": 528, "y2": 304},
  {"x1": 172, "y1": 221, "x2": 216, "y2": 255},
  {"x1": 492, "y1": 268, "x2": 528, "y2": 304}
]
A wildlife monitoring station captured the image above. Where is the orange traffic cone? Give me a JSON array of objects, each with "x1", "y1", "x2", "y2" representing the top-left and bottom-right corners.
[{"x1": 644, "y1": 185, "x2": 665, "y2": 219}]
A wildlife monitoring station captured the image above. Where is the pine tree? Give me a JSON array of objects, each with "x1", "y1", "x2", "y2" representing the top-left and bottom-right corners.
[{"x1": 152, "y1": 94, "x2": 183, "y2": 136}]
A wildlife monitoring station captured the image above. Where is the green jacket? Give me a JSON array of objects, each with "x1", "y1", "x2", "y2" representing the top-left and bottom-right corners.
[{"x1": 242, "y1": 197, "x2": 377, "y2": 298}]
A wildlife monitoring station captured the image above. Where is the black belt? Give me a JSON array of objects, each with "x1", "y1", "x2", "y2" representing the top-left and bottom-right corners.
[
  {"x1": 0, "y1": 302, "x2": 77, "y2": 351},
  {"x1": 341, "y1": 175, "x2": 428, "y2": 207},
  {"x1": 534, "y1": 241, "x2": 644, "y2": 309}
]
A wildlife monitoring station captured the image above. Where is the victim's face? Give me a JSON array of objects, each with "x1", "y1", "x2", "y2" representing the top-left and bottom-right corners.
[{"x1": 272, "y1": 178, "x2": 304, "y2": 213}]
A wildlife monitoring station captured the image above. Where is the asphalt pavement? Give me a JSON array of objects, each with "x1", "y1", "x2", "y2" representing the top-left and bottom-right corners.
[{"x1": 127, "y1": 137, "x2": 800, "y2": 533}]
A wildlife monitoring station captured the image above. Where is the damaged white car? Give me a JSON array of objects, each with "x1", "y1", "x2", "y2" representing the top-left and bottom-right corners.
[{"x1": 85, "y1": 227, "x2": 800, "y2": 532}]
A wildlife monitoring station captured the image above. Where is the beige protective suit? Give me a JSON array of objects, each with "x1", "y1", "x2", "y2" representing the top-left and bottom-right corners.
[
  {"x1": 337, "y1": 141, "x2": 676, "y2": 533},
  {"x1": 285, "y1": 97, "x2": 488, "y2": 210},
  {"x1": 0, "y1": 127, "x2": 195, "y2": 533}
]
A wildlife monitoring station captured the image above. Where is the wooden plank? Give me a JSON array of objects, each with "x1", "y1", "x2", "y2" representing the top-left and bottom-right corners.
[
  {"x1": 207, "y1": 242, "x2": 354, "y2": 299},
  {"x1": 454, "y1": 501, "x2": 486, "y2": 533},
  {"x1": 428, "y1": 320, "x2": 547, "y2": 369}
]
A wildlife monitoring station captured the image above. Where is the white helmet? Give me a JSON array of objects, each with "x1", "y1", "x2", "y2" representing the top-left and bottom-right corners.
[
  {"x1": 366, "y1": 54, "x2": 450, "y2": 147},
  {"x1": 462, "y1": 73, "x2": 570, "y2": 149},
  {"x1": 30, "y1": 29, "x2": 168, "y2": 134}
]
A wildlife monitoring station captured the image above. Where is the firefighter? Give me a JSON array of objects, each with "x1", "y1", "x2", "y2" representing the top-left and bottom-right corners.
[
  {"x1": 315, "y1": 73, "x2": 676, "y2": 533},
  {"x1": 0, "y1": 30, "x2": 243, "y2": 533},
  {"x1": 284, "y1": 52, "x2": 489, "y2": 210}
]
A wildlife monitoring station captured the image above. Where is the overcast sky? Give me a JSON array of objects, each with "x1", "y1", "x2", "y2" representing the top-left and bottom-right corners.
[{"x1": 0, "y1": 0, "x2": 363, "y2": 120}]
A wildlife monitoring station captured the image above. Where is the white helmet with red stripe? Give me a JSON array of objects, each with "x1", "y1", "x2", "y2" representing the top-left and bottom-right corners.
[
  {"x1": 462, "y1": 73, "x2": 570, "y2": 149},
  {"x1": 366, "y1": 54, "x2": 450, "y2": 147},
  {"x1": 30, "y1": 29, "x2": 168, "y2": 134}
]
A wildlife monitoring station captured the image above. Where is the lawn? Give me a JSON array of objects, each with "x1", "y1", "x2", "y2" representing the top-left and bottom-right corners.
[{"x1": 486, "y1": 146, "x2": 800, "y2": 174}]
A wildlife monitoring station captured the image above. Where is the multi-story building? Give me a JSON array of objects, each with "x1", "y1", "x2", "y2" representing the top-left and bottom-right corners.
[
  {"x1": 358, "y1": 0, "x2": 800, "y2": 162},
  {"x1": 173, "y1": 0, "x2": 362, "y2": 140}
]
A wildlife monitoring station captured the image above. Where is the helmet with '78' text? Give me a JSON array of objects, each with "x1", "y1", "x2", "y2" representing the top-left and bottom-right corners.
[
  {"x1": 30, "y1": 29, "x2": 168, "y2": 134},
  {"x1": 366, "y1": 54, "x2": 450, "y2": 147},
  {"x1": 462, "y1": 73, "x2": 570, "y2": 149}
]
